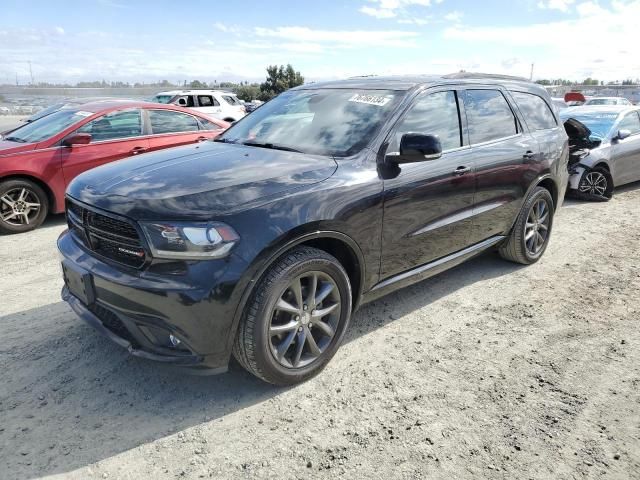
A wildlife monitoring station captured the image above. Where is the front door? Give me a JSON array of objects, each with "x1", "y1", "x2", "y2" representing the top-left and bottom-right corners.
[
  {"x1": 380, "y1": 89, "x2": 476, "y2": 279},
  {"x1": 612, "y1": 111, "x2": 640, "y2": 185},
  {"x1": 60, "y1": 109, "x2": 149, "y2": 186}
]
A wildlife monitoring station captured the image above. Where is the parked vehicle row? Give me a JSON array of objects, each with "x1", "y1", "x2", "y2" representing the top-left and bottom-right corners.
[
  {"x1": 57, "y1": 73, "x2": 569, "y2": 385},
  {"x1": 0, "y1": 101, "x2": 229, "y2": 233}
]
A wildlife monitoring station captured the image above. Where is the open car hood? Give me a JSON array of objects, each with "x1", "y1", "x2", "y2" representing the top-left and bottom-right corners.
[{"x1": 563, "y1": 117, "x2": 592, "y2": 141}]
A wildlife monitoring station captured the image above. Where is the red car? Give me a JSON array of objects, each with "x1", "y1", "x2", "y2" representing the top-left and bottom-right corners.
[{"x1": 0, "y1": 100, "x2": 229, "y2": 233}]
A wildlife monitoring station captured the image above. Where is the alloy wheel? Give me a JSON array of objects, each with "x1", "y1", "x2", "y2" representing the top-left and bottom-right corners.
[
  {"x1": 269, "y1": 271, "x2": 341, "y2": 369},
  {"x1": 579, "y1": 171, "x2": 607, "y2": 197},
  {"x1": 0, "y1": 188, "x2": 41, "y2": 226},
  {"x1": 524, "y1": 198, "x2": 550, "y2": 256}
]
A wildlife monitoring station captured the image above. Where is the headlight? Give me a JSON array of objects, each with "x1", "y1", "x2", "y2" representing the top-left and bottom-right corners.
[{"x1": 140, "y1": 221, "x2": 239, "y2": 260}]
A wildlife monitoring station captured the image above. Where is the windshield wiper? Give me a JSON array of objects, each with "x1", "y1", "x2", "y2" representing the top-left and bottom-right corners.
[
  {"x1": 3, "y1": 136, "x2": 26, "y2": 143},
  {"x1": 242, "y1": 141, "x2": 302, "y2": 153},
  {"x1": 213, "y1": 137, "x2": 236, "y2": 144}
]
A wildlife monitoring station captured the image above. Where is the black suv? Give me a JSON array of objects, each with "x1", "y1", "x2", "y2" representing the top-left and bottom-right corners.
[{"x1": 58, "y1": 74, "x2": 569, "y2": 385}]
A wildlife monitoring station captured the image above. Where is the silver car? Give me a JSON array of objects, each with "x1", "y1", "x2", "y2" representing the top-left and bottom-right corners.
[{"x1": 561, "y1": 105, "x2": 640, "y2": 200}]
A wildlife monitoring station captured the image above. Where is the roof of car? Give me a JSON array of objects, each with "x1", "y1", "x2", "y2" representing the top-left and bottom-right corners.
[
  {"x1": 586, "y1": 97, "x2": 626, "y2": 100},
  {"x1": 293, "y1": 73, "x2": 545, "y2": 93},
  {"x1": 560, "y1": 105, "x2": 640, "y2": 117},
  {"x1": 60, "y1": 99, "x2": 203, "y2": 113},
  {"x1": 154, "y1": 90, "x2": 237, "y2": 96}
]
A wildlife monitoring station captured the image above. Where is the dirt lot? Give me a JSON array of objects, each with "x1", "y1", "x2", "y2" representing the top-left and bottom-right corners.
[{"x1": 1, "y1": 185, "x2": 639, "y2": 480}]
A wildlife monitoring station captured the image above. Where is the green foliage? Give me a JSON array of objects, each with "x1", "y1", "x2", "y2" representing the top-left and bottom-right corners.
[
  {"x1": 234, "y1": 84, "x2": 261, "y2": 102},
  {"x1": 189, "y1": 80, "x2": 207, "y2": 89},
  {"x1": 259, "y1": 64, "x2": 304, "y2": 101}
]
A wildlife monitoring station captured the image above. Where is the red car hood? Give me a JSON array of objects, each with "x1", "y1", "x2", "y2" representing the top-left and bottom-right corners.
[{"x1": 0, "y1": 140, "x2": 38, "y2": 156}]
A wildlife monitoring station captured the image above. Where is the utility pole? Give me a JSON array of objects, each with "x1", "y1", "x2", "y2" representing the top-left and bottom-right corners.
[
  {"x1": 530, "y1": 63, "x2": 534, "y2": 81},
  {"x1": 28, "y1": 61, "x2": 34, "y2": 85}
]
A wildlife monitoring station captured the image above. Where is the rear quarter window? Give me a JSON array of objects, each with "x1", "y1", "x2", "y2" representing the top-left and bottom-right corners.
[{"x1": 512, "y1": 91, "x2": 557, "y2": 131}]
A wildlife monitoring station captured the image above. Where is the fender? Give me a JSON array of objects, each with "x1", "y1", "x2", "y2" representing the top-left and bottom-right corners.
[
  {"x1": 505, "y1": 173, "x2": 558, "y2": 234},
  {"x1": 224, "y1": 229, "x2": 367, "y2": 354}
]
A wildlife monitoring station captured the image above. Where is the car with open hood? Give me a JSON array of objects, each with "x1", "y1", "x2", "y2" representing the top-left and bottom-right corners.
[
  {"x1": 561, "y1": 105, "x2": 640, "y2": 200},
  {"x1": 58, "y1": 73, "x2": 568, "y2": 385}
]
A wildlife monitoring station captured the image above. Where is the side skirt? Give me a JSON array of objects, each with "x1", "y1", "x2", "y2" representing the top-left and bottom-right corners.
[{"x1": 361, "y1": 235, "x2": 506, "y2": 305}]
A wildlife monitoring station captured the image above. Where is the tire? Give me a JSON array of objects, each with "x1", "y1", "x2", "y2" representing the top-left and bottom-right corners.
[
  {"x1": 576, "y1": 167, "x2": 613, "y2": 201},
  {"x1": 0, "y1": 179, "x2": 49, "y2": 234},
  {"x1": 233, "y1": 246, "x2": 352, "y2": 385},
  {"x1": 499, "y1": 186, "x2": 554, "y2": 265}
]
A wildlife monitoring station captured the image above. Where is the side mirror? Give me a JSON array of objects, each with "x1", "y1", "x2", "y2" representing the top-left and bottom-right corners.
[
  {"x1": 62, "y1": 133, "x2": 92, "y2": 147},
  {"x1": 616, "y1": 129, "x2": 631, "y2": 141},
  {"x1": 388, "y1": 133, "x2": 443, "y2": 164}
]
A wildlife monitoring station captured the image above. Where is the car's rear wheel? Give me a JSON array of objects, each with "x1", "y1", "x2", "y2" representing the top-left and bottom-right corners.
[
  {"x1": 233, "y1": 246, "x2": 352, "y2": 385},
  {"x1": 0, "y1": 179, "x2": 49, "y2": 234},
  {"x1": 499, "y1": 186, "x2": 554, "y2": 265},
  {"x1": 576, "y1": 167, "x2": 613, "y2": 201}
]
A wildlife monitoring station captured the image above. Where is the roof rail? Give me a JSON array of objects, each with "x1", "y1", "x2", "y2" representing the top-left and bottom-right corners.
[{"x1": 443, "y1": 72, "x2": 529, "y2": 82}]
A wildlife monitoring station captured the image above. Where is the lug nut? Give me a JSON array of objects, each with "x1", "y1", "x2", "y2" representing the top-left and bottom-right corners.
[
  {"x1": 298, "y1": 326, "x2": 303, "y2": 332},
  {"x1": 303, "y1": 305, "x2": 308, "y2": 311},
  {"x1": 309, "y1": 323, "x2": 313, "y2": 327},
  {"x1": 294, "y1": 315, "x2": 300, "y2": 321}
]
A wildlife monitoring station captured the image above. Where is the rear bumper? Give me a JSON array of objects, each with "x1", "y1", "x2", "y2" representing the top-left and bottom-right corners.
[{"x1": 58, "y1": 229, "x2": 249, "y2": 374}]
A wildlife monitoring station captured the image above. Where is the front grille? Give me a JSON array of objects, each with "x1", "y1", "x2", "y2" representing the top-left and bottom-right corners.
[
  {"x1": 89, "y1": 303, "x2": 140, "y2": 348},
  {"x1": 66, "y1": 198, "x2": 147, "y2": 269}
]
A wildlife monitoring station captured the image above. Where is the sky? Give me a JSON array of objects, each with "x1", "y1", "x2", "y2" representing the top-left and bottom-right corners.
[{"x1": 0, "y1": 0, "x2": 638, "y2": 85}]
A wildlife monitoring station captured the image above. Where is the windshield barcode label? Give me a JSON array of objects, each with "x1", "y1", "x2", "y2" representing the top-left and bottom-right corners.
[{"x1": 348, "y1": 94, "x2": 391, "y2": 106}]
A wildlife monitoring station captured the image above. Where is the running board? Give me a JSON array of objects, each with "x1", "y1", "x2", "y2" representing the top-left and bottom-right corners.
[{"x1": 371, "y1": 235, "x2": 506, "y2": 293}]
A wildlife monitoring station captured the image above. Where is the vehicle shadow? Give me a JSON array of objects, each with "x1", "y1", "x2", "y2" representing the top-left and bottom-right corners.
[
  {"x1": 0, "y1": 213, "x2": 66, "y2": 236},
  {"x1": 0, "y1": 250, "x2": 522, "y2": 479}
]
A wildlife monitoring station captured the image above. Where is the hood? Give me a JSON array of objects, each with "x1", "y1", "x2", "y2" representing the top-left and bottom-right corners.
[
  {"x1": 67, "y1": 141, "x2": 338, "y2": 219},
  {"x1": 0, "y1": 140, "x2": 38, "y2": 156},
  {"x1": 563, "y1": 117, "x2": 592, "y2": 141}
]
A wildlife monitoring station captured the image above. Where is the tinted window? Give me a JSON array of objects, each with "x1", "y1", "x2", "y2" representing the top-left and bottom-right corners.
[
  {"x1": 465, "y1": 90, "x2": 517, "y2": 144},
  {"x1": 175, "y1": 95, "x2": 195, "y2": 107},
  {"x1": 512, "y1": 92, "x2": 557, "y2": 131},
  {"x1": 149, "y1": 110, "x2": 199, "y2": 134},
  {"x1": 77, "y1": 110, "x2": 142, "y2": 142},
  {"x1": 222, "y1": 95, "x2": 240, "y2": 106},
  {"x1": 618, "y1": 111, "x2": 640, "y2": 135},
  {"x1": 199, "y1": 118, "x2": 222, "y2": 130},
  {"x1": 390, "y1": 91, "x2": 461, "y2": 152},
  {"x1": 198, "y1": 95, "x2": 219, "y2": 107}
]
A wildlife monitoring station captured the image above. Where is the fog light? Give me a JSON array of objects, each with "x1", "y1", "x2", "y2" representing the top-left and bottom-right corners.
[{"x1": 169, "y1": 334, "x2": 181, "y2": 347}]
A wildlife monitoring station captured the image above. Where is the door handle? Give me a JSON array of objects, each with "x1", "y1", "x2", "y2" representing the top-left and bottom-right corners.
[
  {"x1": 453, "y1": 166, "x2": 471, "y2": 175},
  {"x1": 131, "y1": 146, "x2": 147, "y2": 155},
  {"x1": 196, "y1": 136, "x2": 208, "y2": 142},
  {"x1": 523, "y1": 151, "x2": 535, "y2": 160}
]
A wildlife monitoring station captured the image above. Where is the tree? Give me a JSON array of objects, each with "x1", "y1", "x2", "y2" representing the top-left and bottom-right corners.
[
  {"x1": 234, "y1": 83, "x2": 261, "y2": 102},
  {"x1": 189, "y1": 80, "x2": 207, "y2": 89},
  {"x1": 259, "y1": 64, "x2": 304, "y2": 101}
]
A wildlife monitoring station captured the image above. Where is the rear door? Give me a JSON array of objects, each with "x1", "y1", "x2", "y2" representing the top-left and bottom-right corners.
[
  {"x1": 611, "y1": 111, "x2": 640, "y2": 185},
  {"x1": 145, "y1": 109, "x2": 218, "y2": 152},
  {"x1": 380, "y1": 88, "x2": 476, "y2": 278},
  {"x1": 60, "y1": 108, "x2": 149, "y2": 185},
  {"x1": 460, "y1": 87, "x2": 540, "y2": 244},
  {"x1": 193, "y1": 94, "x2": 223, "y2": 117}
]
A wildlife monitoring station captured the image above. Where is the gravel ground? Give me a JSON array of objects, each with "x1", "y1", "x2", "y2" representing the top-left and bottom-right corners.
[
  {"x1": 0, "y1": 115, "x2": 27, "y2": 133},
  {"x1": 1, "y1": 186, "x2": 639, "y2": 480}
]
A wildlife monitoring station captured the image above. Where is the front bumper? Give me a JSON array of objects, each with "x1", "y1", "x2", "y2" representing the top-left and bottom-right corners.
[{"x1": 58, "y1": 229, "x2": 249, "y2": 374}]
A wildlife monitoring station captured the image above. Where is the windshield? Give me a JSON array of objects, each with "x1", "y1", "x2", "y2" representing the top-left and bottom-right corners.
[
  {"x1": 3, "y1": 109, "x2": 92, "y2": 143},
  {"x1": 218, "y1": 89, "x2": 403, "y2": 156},
  {"x1": 152, "y1": 95, "x2": 175, "y2": 104},
  {"x1": 561, "y1": 112, "x2": 619, "y2": 140},
  {"x1": 24, "y1": 103, "x2": 65, "y2": 122},
  {"x1": 586, "y1": 99, "x2": 617, "y2": 106}
]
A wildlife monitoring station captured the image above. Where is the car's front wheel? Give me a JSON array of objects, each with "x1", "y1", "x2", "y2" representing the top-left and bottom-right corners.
[
  {"x1": 576, "y1": 167, "x2": 613, "y2": 201},
  {"x1": 233, "y1": 246, "x2": 352, "y2": 385},
  {"x1": 0, "y1": 179, "x2": 49, "y2": 234}
]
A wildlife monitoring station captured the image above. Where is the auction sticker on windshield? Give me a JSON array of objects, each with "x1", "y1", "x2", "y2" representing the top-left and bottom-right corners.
[{"x1": 348, "y1": 93, "x2": 391, "y2": 106}]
